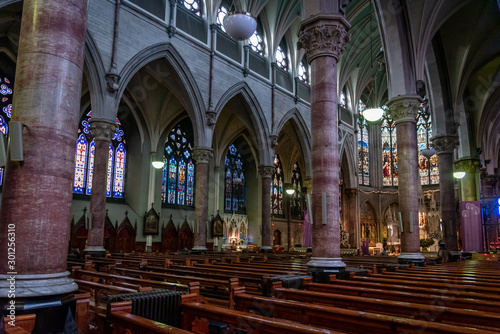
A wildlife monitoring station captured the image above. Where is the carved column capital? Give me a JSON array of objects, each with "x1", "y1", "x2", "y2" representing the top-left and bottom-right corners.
[
  {"x1": 454, "y1": 157, "x2": 481, "y2": 173},
  {"x1": 302, "y1": 177, "x2": 312, "y2": 193},
  {"x1": 258, "y1": 165, "x2": 274, "y2": 179},
  {"x1": 345, "y1": 188, "x2": 357, "y2": 198},
  {"x1": 298, "y1": 15, "x2": 350, "y2": 62},
  {"x1": 90, "y1": 118, "x2": 116, "y2": 141},
  {"x1": 431, "y1": 134, "x2": 458, "y2": 155},
  {"x1": 192, "y1": 147, "x2": 213, "y2": 164},
  {"x1": 386, "y1": 95, "x2": 421, "y2": 125}
]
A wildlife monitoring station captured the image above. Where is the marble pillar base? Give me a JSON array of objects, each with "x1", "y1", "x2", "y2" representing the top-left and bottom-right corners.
[
  {"x1": 84, "y1": 246, "x2": 106, "y2": 258},
  {"x1": 1, "y1": 292, "x2": 76, "y2": 333},
  {"x1": 307, "y1": 257, "x2": 346, "y2": 282},
  {"x1": 0, "y1": 271, "x2": 77, "y2": 298},
  {"x1": 191, "y1": 246, "x2": 208, "y2": 254},
  {"x1": 398, "y1": 252, "x2": 426, "y2": 265},
  {"x1": 260, "y1": 246, "x2": 273, "y2": 253}
]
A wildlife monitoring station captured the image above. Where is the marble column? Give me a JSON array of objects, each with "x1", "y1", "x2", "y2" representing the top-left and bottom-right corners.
[
  {"x1": 387, "y1": 96, "x2": 424, "y2": 264},
  {"x1": 192, "y1": 147, "x2": 213, "y2": 253},
  {"x1": 0, "y1": 0, "x2": 88, "y2": 331},
  {"x1": 431, "y1": 134, "x2": 459, "y2": 251},
  {"x1": 298, "y1": 16, "x2": 350, "y2": 281},
  {"x1": 85, "y1": 119, "x2": 116, "y2": 257},
  {"x1": 259, "y1": 165, "x2": 274, "y2": 252}
]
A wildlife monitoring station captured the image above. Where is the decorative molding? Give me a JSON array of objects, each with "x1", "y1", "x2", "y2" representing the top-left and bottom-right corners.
[
  {"x1": 431, "y1": 134, "x2": 458, "y2": 155},
  {"x1": 90, "y1": 118, "x2": 116, "y2": 141},
  {"x1": 387, "y1": 96, "x2": 421, "y2": 125},
  {"x1": 298, "y1": 20, "x2": 350, "y2": 62},
  {"x1": 258, "y1": 165, "x2": 274, "y2": 179},
  {"x1": 269, "y1": 135, "x2": 278, "y2": 149},
  {"x1": 192, "y1": 148, "x2": 213, "y2": 164},
  {"x1": 206, "y1": 109, "x2": 217, "y2": 126},
  {"x1": 105, "y1": 66, "x2": 120, "y2": 93},
  {"x1": 166, "y1": 25, "x2": 177, "y2": 38},
  {"x1": 454, "y1": 157, "x2": 480, "y2": 173}
]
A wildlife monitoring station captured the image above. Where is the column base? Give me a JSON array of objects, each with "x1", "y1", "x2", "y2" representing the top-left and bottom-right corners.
[
  {"x1": 398, "y1": 252, "x2": 426, "y2": 265},
  {"x1": 191, "y1": 246, "x2": 208, "y2": 255},
  {"x1": 307, "y1": 257, "x2": 347, "y2": 282},
  {"x1": 1, "y1": 292, "x2": 77, "y2": 334},
  {"x1": 260, "y1": 246, "x2": 273, "y2": 253},
  {"x1": 0, "y1": 271, "x2": 77, "y2": 298},
  {"x1": 84, "y1": 246, "x2": 106, "y2": 258}
]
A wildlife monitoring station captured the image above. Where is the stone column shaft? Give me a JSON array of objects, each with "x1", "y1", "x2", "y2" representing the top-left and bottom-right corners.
[
  {"x1": 298, "y1": 16, "x2": 350, "y2": 280},
  {"x1": 388, "y1": 96, "x2": 423, "y2": 262},
  {"x1": 259, "y1": 166, "x2": 273, "y2": 251},
  {"x1": 432, "y1": 135, "x2": 459, "y2": 251},
  {"x1": 85, "y1": 119, "x2": 116, "y2": 255},
  {"x1": 192, "y1": 148, "x2": 213, "y2": 252}
]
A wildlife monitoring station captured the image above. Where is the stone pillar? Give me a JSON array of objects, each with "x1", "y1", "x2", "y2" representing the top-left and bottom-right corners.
[
  {"x1": 455, "y1": 157, "x2": 482, "y2": 252},
  {"x1": 259, "y1": 165, "x2": 274, "y2": 252},
  {"x1": 0, "y1": 0, "x2": 88, "y2": 331},
  {"x1": 191, "y1": 147, "x2": 213, "y2": 253},
  {"x1": 431, "y1": 134, "x2": 459, "y2": 251},
  {"x1": 85, "y1": 119, "x2": 116, "y2": 257},
  {"x1": 298, "y1": 16, "x2": 350, "y2": 281},
  {"x1": 387, "y1": 96, "x2": 425, "y2": 264}
]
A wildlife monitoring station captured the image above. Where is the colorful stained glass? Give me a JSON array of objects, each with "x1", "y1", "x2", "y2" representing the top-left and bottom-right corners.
[
  {"x1": 85, "y1": 140, "x2": 95, "y2": 195},
  {"x1": 276, "y1": 45, "x2": 287, "y2": 71},
  {"x1": 0, "y1": 116, "x2": 7, "y2": 135},
  {"x1": 298, "y1": 62, "x2": 308, "y2": 84},
  {"x1": 224, "y1": 142, "x2": 245, "y2": 213},
  {"x1": 162, "y1": 121, "x2": 195, "y2": 206},
  {"x1": 271, "y1": 155, "x2": 284, "y2": 215},
  {"x1": 179, "y1": 0, "x2": 201, "y2": 16},
  {"x1": 291, "y1": 163, "x2": 302, "y2": 217},
  {"x1": 0, "y1": 76, "x2": 13, "y2": 187},
  {"x1": 106, "y1": 143, "x2": 114, "y2": 197},
  {"x1": 358, "y1": 100, "x2": 369, "y2": 185},
  {"x1": 381, "y1": 112, "x2": 398, "y2": 186},
  {"x1": 113, "y1": 143, "x2": 126, "y2": 198},
  {"x1": 217, "y1": 4, "x2": 228, "y2": 32},
  {"x1": 417, "y1": 106, "x2": 439, "y2": 185},
  {"x1": 73, "y1": 134, "x2": 88, "y2": 194}
]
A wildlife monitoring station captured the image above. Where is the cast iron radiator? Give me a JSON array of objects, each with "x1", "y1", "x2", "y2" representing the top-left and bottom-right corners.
[
  {"x1": 106, "y1": 289, "x2": 186, "y2": 327},
  {"x1": 263, "y1": 275, "x2": 310, "y2": 296}
]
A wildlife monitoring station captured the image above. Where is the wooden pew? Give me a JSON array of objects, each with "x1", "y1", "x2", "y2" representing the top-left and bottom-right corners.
[
  {"x1": 107, "y1": 301, "x2": 194, "y2": 334},
  {"x1": 75, "y1": 293, "x2": 91, "y2": 334},
  {"x1": 3, "y1": 314, "x2": 36, "y2": 334},
  {"x1": 181, "y1": 293, "x2": 339, "y2": 334},
  {"x1": 229, "y1": 286, "x2": 486, "y2": 334},
  {"x1": 74, "y1": 279, "x2": 138, "y2": 308},
  {"x1": 269, "y1": 282, "x2": 500, "y2": 331},
  {"x1": 372, "y1": 270, "x2": 500, "y2": 287}
]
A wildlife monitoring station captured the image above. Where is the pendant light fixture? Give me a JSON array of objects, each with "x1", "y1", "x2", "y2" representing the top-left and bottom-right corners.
[{"x1": 223, "y1": 0, "x2": 257, "y2": 41}]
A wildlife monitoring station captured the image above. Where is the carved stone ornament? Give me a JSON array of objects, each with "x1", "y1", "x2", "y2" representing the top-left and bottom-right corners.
[
  {"x1": 431, "y1": 134, "x2": 458, "y2": 155},
  {"x1": 454, "y1": 158, "x2": 480, "y2": 173},
  {"x1": 269, "y1": 135, "x2": 278, "y2": 149},
  {"x1": 206, "y1": 110, "x2": 217, "y2": 126},
  {"x1": 297, "y1": 23, "x2": 350, "y2": 62},
  {"x1": 192, "y1": 148, "x2": 213, "y2": 164},
  {"x1": 387, "y1": 96, "x2": 421, "y2": 125},
  {"x1": 258, "y1": 165, "x2": 274, "y2": 179},
  {"x1": 90, "y1": 118, "x2": 116, "y2": 141}
]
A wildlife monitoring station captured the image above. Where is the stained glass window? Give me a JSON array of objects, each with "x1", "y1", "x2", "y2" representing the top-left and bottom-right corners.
[
  {"x1": 73, "y1": 110, "x2": 127, "y2": 198},
  {"x1": 249, "y1": 22, "x2": 264, "y2": 55},
  {"x1": 381, "y1": 107, "x2": 398, "y2": 186},
  {"x1": 224, "y1": 143, "x2": 246, "y2": 213},
  {"x1": 216, "y1": 2, "x2": 229, "y2": 32},
  {"x1": 162, "y1": 121, "x2": 195, "y2": 207},
  {"x1": 357, "y1": 100, "x2": 369, "y2": 185},
  {"x1": 298, "y1": 62, "x2": 308, "y2": 84},
  {"x1": 0, "y1": 76, "x2": 13, "y2": 186},
  {"x1": 276, "y1": 45, "x2": 287, "y2": 71},
  {"x1": 291, "y1": 163, "x2": 303, "y2": 218},
  {"x1": 417, "y1": 103, "x2": 439, "y2": 185},
  {"x1": 271, "y1": 155, "x2": 284, "y2": 216},
  {"x1": 178, "y1": 0, "x2": 201, "y2": 16}
]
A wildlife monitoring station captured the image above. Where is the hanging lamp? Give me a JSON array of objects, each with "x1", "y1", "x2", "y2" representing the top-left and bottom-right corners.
[{"x1": 223, "y1": 0, "x2": 257, "y2": 41}]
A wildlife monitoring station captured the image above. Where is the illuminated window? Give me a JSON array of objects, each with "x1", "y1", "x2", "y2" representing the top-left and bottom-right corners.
[
  {"x1": 178, "y1": 0, "x2": 201, "y2": 16},
  {"x1": 339, "y1": 92, "x2": 346, "y2": 108},
  {"x1": 358, "y1": 100, "x2": 369, "y2": 185},
  {"x1": 298, "y1": 61, "x2": 308, "y2": 84},
  {"x1": 224, "y1": 143, "x2": 246, "y2": 213},
  {"x1": 276, "y1": 43, "x2": 287, "y2": 71},
  {"x1": 271, "y1": 155, "x2": 284, "y2": 216},
  {"x1": 381, "y1": 106, "x2": 398, "y2": 186},
  {"x1": 291, "y1": 163, "x2": 303, "y2": 218},
  {"x1": 216, "y1": 3, "x2": 229, "y2": 32},
  {"x1": 417, "y1": 103, "x2": 439, "y2": 185},
  {"x1": 0, "y1": 76, "x2": 13, "y2": 186}
]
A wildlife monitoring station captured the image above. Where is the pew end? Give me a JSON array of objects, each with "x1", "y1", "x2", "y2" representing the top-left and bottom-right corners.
[{"x1": 3, "y1": 314, "x2": 36, "y2": 334}]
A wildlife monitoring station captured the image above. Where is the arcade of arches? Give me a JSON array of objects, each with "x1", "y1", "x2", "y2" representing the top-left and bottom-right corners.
[{"x1": 1, "y1": 0, "x2": 500, "y2": 329}]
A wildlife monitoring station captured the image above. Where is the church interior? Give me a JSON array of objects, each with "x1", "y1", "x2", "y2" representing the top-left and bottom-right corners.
[{"x1": 1, "y1": 0, "x2": 500, "y2": 333}]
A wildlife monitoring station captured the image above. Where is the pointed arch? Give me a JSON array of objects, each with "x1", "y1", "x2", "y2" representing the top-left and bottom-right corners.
[
  {"x1": 214, "y1": 81, "x2": 271, "y2": 165},
  {"x1": 83, "y1": 32, "x2": 106, "y2": 119},
  {"x1": 162, "y1": 216, "x2": 179, "y2": 252},
  {"x1": 116, "y1": 214, "x2": 137, "y2": 253},
  {"x1": 340, "y1": 140, "x2": 357, "y2": 190},
  {"x1": 116, "y1": 43, "x2": 206, "y2": 146}
]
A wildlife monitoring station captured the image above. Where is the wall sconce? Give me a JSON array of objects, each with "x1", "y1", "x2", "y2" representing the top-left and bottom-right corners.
[
  {"x1": 453, "y1": 171, "x2": 466, "y2": 179},
  {"x1": 152, "y1": 161, "x2": 164, "y2": 169}
]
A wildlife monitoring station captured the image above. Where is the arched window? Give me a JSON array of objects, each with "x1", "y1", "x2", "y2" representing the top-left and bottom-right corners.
[
  {"x1": 291, "y1": 163, "x2": 303, "y2": 218},
  {"x1": 162, "y1": 121, "x2": 195, "y2": 207},
  {"x1": 298, "y1": 61, "x2": 308, "y2": 84},
  {"x1": 178, "y1": 0, "x2": 201, "y2": 16},
  {"x1": 381, "y1": 107, "x2": 398, "y2": 186},
  {"x1": 249, "y1": 20, "x2": 264, "y2": 55},
  {"x1": 417, "y1": 103, "x2": 439, "y2": 185},
  {"x1": 271, "y1": 155, "x2": 284, "y2": 216},
  {"x1": 224, "y1": 143, "x2": 245, "y2": 213},
  {"x1": 73, "y1": 111, "x2": 127, "y2": 198},
  {"x1": 339, "y1": 92, "x2": 346, "y2": 108},
  {"x1": 0, "y1": 76, "x2": 13, "y2": 186},
  {"x1": 276, "y1": 40, "x2": 288, "y2": 71},
  {"x1": 357, "y1": 100, "x2": 369, "y2": 185},
  {"x1": 216, "y1": 2, "x2": 229, "y2": 32}
]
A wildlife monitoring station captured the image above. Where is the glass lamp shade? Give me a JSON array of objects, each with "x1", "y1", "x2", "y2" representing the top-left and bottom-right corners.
[
  {"x1": 286, "y1": 189, "x2": 295, "y2": 195},
  {"x1": 233, "y1": 177, "x2": 243, "y2": 185},
  {"x1": 453, "y1": 171, "x2": 466, "y2": 179},
  {"x1": 223, "y1": 11, "x2": 257, "y2": 41},
  {"x1": 152, "y1": 161, "x2": 164, "y2": 169},
  {"x1": 420, "y1": 148, "x2": 436, "y2": 159},
  {"x1": 362, "y1": 107, "x2": 384, "y2": 122}
]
